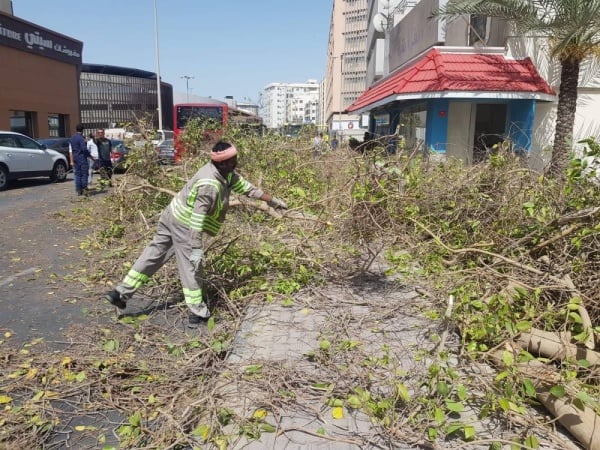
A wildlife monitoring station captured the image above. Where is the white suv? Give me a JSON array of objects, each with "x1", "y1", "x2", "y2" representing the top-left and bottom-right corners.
[{"x1": 0, "y1": 131, "x2": 69, "y2": 191}]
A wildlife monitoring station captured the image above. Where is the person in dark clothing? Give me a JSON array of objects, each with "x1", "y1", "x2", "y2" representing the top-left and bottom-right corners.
[
  {"x1": 95, "y1": 129, "x2": 113, "y2": 187},
  {"x1": 71, "y1": 124, "x2": 90, "y2": 195}
]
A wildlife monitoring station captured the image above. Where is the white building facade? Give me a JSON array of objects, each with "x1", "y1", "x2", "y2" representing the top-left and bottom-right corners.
[{"x1": 260, "y1": 80, "x2": 321, "y2": 129}]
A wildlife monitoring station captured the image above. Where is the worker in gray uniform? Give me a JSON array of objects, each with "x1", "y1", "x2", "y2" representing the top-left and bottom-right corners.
[{"x1": 105, "y1": 140, "x2": 288, "y2": 327}]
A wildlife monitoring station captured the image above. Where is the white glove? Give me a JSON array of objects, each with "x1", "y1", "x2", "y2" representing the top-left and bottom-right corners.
[
  {"x1": 190, "y1": 248, "x2": 204, "y2": 267},
  {"x1": 267, "y1": 197, "x2": 287, "y2": 210}
]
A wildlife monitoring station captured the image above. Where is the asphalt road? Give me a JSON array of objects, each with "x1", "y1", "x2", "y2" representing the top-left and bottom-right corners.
[{"x1": 0, "y1": 175, "x2": 106, "y2": 348}]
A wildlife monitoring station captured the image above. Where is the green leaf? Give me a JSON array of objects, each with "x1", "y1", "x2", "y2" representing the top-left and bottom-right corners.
[
  {"x1": 347, "y1": 395, "x2": 362, "y2": 409},
  {"x1": 207, "y1": 317, "x2": 215, "y2": 332},
  {"x1": 568, "y1": 311, "x2": 583, "y2": 324},
  {"x1": 573, "y1": 330, "x2": 590, "y2": 343},
  {"x1": 575, "y1": 391, "x2": 598, "y2": 408},
  {"x1": 436, "y1": 381, "x2": 450, "y2": 397},
  {"x1": 446, "y1": 423, "x2": 463, "y2": 434},
  {"x1": 427, "y1": 427, "x2": 438, "y2": 440},
  {"x1": 508, "y1": 401, "x2": 526, "y2": 414},
  {"x1": 434, "y1": 407, "x2": 445, "y2": 424},
  {"x1": 75, "y1": 371, "x2": 87, "y2": 382},
  {"x1": 395, "y1": 383, "x2": 411, "y2": 402},
  {"x1": 191, "y1": 424, "x2": 210, "y2": 440},
  {"x1": 319, "y1": 340, "x2": 331, "y2": 351},
  {"x1": 327, "y1": 398, "x2": 343, "y2": 407},
  {"x1": 464, "y1": 425, "x2": 475, "y2": 440},
  {"x1": 549, "y1": 385, "x2": 565, "y2": 398},
  {"x1": 445, "y1": 400, "x2": 465, "y2": 412},
  {"x1": 513, "y1": 286, "x2": 529, "y2": 297},
  {"x1": 495, "y1": 370, "x2": 509, "y2": 381},
  {"x1": 260, "y1": 423, "x2": 276, "y2": 433},
  {"x1": 515, "y1": 321, "x2": 532, "y2": 332},
  {"x1": 498, "y1": 398, "x2": 510, "y2": 412},
  {"x1": 522, "y1": 379, "x2": 536, "y2": 397},
  {"x1": 572, "y1": 397, "x2": 585, "y2": 411},
  {"x1": 456, "y1": 384, "x2": 467, "y2": 401},
  {"x1": 244, "y1": 365, "x2": 263, "y2": 375},
  {"x1": 577, "y1": 359, "x2": 591, "y2": 368},
  {"x1": 502, "y1": 350, "x2": 514, "y2": 366},
  {"x1": 525, "y1": 434, "x2": 540, "y2": 448},
  {"x1": 129, "y1": 411, "x2": 142, "y2": 427}
]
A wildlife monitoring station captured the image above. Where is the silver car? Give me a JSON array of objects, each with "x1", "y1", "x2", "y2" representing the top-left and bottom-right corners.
[{"x1": 0, "y1": 131, "x2": 69, "y2": 191}]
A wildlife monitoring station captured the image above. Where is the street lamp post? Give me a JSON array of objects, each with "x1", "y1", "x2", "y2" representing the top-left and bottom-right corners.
[
  {"x1": 338, "y1": 55, "x2": 343, "y2": 141},
  {"x1": 181, "y1": 75, "x2": 194, "y2": 102},
  {"x1": 153, "y1": 0, "x2": 163, "y2": 131}
]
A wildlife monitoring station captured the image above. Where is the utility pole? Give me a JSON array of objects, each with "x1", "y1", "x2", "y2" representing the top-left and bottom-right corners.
[
  {"x1": 153, "y1": 0, "x2": 163, "y2": 131},
  {"x1": 181, "y1": 75, "x2": 194, "y2": 102}
]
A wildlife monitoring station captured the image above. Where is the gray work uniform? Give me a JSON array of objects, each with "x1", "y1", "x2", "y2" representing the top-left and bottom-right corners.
[{"x1": 114, "y1": 162, "x2": 264, "y2": 309}]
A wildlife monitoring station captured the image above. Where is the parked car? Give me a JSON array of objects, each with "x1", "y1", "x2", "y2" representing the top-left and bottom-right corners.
[
  {"x1": 156, "y1": 138, "x2": 175, "y2": 164},
  {"x1": 110, "y1": 139, "x2": 130, "y2": 172},
  {"x1": 37, "y1": 137, "x2": 72, "y2": 169},
  {"x1": 151, "y1": 129, "x2": 174, "y2": 146},
  {"x1": 0, "y1": 131, "x2": 69, "y2": 190}
]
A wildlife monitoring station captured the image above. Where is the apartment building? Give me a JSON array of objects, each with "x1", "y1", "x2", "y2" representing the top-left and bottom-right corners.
[
  {"x1": 323, "y1": 0, "x2": 368, "y2": 139},
  {"x1": 349, "y1": 0, "x2": 600, "y2": 169},
  {"x1": 261, "y1": 80, "x2": 320, "y2": 130}
]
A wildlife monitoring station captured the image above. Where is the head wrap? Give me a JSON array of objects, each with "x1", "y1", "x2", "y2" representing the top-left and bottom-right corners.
[{"x1": 211, "y1": 144, "x2": 237, "y2": 162}]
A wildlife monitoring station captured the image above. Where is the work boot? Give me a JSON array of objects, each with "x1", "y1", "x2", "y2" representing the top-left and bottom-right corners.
[
  {"x1": 105, "y1": 289, "x2": 126, "y2": 309},
  {"x1": 187, "y1": 303, "x2": 210, "y2": 329}
]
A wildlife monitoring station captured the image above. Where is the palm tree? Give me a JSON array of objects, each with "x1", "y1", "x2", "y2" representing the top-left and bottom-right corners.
[{"x1": 434, "y1": 0, "x2": 600, "y2": 177}]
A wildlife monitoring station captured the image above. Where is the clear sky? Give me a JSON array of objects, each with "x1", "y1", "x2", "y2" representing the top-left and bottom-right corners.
[{"x1": 11, "y1": 0, "x2": 331, "y2": 104}]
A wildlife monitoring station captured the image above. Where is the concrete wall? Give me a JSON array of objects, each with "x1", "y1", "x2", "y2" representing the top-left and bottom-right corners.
[
  {"x1": 0, "y1": 0, "x2": 11, "y2": 14},
  {"x1": 0, "y1": 45, "x2": 79, "y2": 137}
]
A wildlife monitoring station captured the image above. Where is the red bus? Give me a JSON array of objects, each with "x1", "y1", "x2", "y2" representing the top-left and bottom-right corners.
[
  {"x1": 173, "y1": 100, "x2": 263, "y2": 160},
  {"x1": 173, "y1": 100, "x2": 229, "y2": 160}
]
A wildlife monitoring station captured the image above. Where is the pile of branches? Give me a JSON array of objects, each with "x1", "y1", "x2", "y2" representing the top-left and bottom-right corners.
[
  {"x1": 342, "y1": 141, "x2": 600, "y2": 449},
  {"x1": 2, "y1": 126, "x2": 600, "y2": 449}
]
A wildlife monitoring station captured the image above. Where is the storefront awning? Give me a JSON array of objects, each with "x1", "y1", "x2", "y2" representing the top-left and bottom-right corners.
[{"x1": 347, "y1": 48, "x2": 556, "y2": 115}]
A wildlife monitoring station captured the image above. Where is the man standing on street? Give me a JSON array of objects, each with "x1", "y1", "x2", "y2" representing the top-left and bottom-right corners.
[
  {"x1": 95, "y1": 129, "x2": 113, "y2": 187},
  {"x1": 105, "y1": 140, "x2": 288, "y2": 328},
  {"x1": 71, "y1": 124, "x2": 90, "y2": 196},
  {"x1": 87, "y1": 133, "x2": 98, "y2": 185}
]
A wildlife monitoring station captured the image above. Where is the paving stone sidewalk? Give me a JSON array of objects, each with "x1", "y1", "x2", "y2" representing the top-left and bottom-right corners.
[
  {"x1": 213, "y1": 277, "x2": 434, "y2": 449},
  {"x1": 206, "y1": 273, "x2": 581, "y2": 450}
]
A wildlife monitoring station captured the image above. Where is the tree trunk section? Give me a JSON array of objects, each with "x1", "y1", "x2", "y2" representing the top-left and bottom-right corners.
[
  {"x1": 516, "y1": 328, "x2": 600, "y2": 366},
  {"x1": 549, "y1": 58, "x2": 580, "y2": 177}
]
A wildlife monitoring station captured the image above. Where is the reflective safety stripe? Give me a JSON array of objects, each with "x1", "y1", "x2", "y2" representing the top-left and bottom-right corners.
[
  {"x1": 170, "y1": 179, "x2": 224, "y2": 233},
  {"x1": 123, "y1": 269, "x2": 149, "y2": 289},
  {"x1": 230, "y1": 174, "x2": 252, "y2": 194},
  {"x1": 183, "y1": 287, "x2": 203, "y2": 305}
]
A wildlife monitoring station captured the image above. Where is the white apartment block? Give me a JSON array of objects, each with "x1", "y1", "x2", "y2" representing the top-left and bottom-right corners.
[{"x1": 260, "y1": 80, "x2": 320, "y2": 129}]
